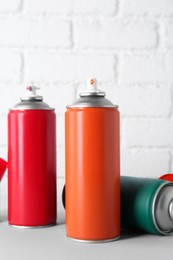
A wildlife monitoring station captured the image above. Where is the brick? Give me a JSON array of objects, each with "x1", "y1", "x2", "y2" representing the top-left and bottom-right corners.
[
  {"x1": 57, "y1": 115, "x2": 65, "y2": 146},
  {"x1": 41, "y1": 84, "x2": 75, "y2": 115},
  {"x1": 0, "y1": 84, "x2": 25, "y2": 114},
  {"x1": 0, "y1": 51, "x2": 21, "y2": 83},
  {"x1": 0, "y1": 175, "x2": 7, "y2": 213},
  {"x1": 165, "y1": 19, "x2": 173, "y2": 48},
  {"x1": 106, "y1": 85, "x2": 171, "y2": 117},
  {"x1": 121, "y1": 149, "x2": 170, "y2": 178},
  {"x1": 121, "y1": 53, "x2": 173, "y2": 83},
  {"x1": 0, "y1": 146, "x2": 7, "y2": 162},
  {"x1": 57, "y1": 146, "x2": 65, "y2": 177},
  {"x1": 74, "y1": 19, "x2": 157, "y2": 49},
  {"x1": 124, "y1": 118, "x2": 173, "y2": 147},
  {"x1": 122, "y1": 0, "x2": 173, "y2": 16},
  {"x1": 27, "y1": 0, "x2": 72, "y2": 14},
  {"x1": 0, "y1": 0, "x2": 21, "y2": 12},
  {"x1": 76, "y1": 54, "x2": 116, "y2": 82},
  {"x1": 0, "y1": 17, "x2": 71, "y2": 48},
  {"x1": 25, "y1": 52, "x2": 75, "y2": 83},
  {"x1": 26, "y1": 52, "x2": 116, "y2": 83},
  {"x1": 0, "y1": 115, "x2": 7, "y2": 147},
  {"x1": 74, "y1": 0, "x2": 117, "y2": 15}
]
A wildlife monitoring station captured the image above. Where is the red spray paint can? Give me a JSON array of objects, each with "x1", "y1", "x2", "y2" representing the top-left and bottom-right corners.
[{"x1": 8, "y1": 86, "x2": 57, "y2": 227}]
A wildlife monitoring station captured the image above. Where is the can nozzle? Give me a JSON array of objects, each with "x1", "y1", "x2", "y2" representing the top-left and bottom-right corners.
[
  {"x1": 21, "y1": 85, "x2": 43, "y2": 101},
  {"x1": 87, "y1": 78, "x2": 98, "y2": 92},
  {"x1": 26, "y1": 86, "x2": 40, "y2": 97},
  {"x1": 80, "y1": 78, "x2": 105, "y2": 97}
]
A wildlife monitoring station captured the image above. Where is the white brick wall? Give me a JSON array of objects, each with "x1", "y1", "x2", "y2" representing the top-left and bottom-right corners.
[
  {"x1": 0, "y1": 17, "x2": 71, "y2": 48},
  {"x1": 0, "y1": 0, "x2": 173, "y2": 212},
  {"x1": 122, "y1": 0, "x2": 173, "y2": 16},
  {"x1": 74, "y1": 19, "x2": 158, "y2": 49},
  {"x1": 0, "y1": 0, "x2": 21, "y2": 13}
]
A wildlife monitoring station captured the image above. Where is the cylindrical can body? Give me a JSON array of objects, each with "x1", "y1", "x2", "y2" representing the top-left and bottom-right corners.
[
  {"x1": 8, "y1": 110, "x2": 57, "y2": 226},
  {"x1": 65, "y1": 107, "x2": 120, "y2": 241},
  {"x1": 160, "y1": 174, "x2": 173, "y2": 182},
  {"x1": 121, "y1": 176, "x2": 173, "y2": 235}
]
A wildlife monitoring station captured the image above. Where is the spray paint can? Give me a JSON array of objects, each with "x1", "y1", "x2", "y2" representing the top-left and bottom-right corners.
[
  {"x1": 65, "y1": 78, "x2": 120, "y2": 242},
  {"x1": 160, "y1": 174, "x2": 173, "y2": 182},
  {"x1": 121, "y1": 176, "x2": 173, "y2": 235},
  {"x1": 8, "y1": 86, "x2": 57, "y2": 227},
  {"x1": 0, "y1": 158, "x2": 7, "y2": 182}
]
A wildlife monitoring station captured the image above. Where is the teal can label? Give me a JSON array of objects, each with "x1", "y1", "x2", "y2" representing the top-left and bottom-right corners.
[{"x1": 121, "y1": 176, "x2": 173, "y2": 235}]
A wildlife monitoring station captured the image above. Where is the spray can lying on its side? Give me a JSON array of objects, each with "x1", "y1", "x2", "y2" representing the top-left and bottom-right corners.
[
  {"x1": 121, "y1": 176, "x2": 173, "y2": 235},
  {"x1": 160, "y1": 174, "x2": 173, "y2": 182}
]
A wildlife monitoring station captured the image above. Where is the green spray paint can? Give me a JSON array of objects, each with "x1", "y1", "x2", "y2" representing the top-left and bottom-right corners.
[{"x1": 121, "y1": 176, "x2": 173, "y2": 235}]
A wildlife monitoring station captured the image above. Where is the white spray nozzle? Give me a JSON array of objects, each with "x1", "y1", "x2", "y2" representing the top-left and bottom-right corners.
[
  {"x1": 87, "y1": 78, "x2": 98, "y2": 92},
  {"x1": 26, "y1": 86, "x2": 40, "y2": 96},
  {"x1": 80, "y1": 77, "x2": 105, "y2": 97}
]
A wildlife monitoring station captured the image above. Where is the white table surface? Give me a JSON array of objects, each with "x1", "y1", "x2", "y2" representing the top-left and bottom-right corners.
[{"x1": 0, "y1": 209, "x2": 173, "y2": 260}]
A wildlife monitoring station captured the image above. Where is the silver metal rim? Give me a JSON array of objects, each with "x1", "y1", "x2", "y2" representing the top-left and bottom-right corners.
[
  {"x1": 66, "y1": 105, "x2": 118, "y2": 109},
  {"x1": 169, "y1": 200, "x2": 173, "y2": 221},
  {"x1": 9, "y1": 223, "x2": 56, "y2": 229},
  {"x1": 10, "y1": 107, "x2": 54, "y2": 111},
  {"x1": 80, "y1": 92, "x2": 106, "y2": 97},
  {"x1": 21, "y1": 96, "x2": 43, "y2": 101},
  {"x1": 152, "y1": 181, "x2": 173, "y2": 235},
  {"x1": 66, "y1": 235, "x2": 120, "y2": 243}
]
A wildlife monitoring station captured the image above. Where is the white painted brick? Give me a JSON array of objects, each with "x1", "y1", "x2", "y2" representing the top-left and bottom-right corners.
[
  {"x1": 0, "y1": 84, "x2": 25, "y2": 114},
  {"x1": 171, "y1": 153, "x2": 173, "y2": 173},
  {"x1": 41, "y1": 84, "x2": 75, "y2": 115},
  {"x1": 26, "y1": 52, "x2": 116, "y2": 83},
  {"x1": 25, "y1": 52, "x2": 75, "y2": 83},
  {"x1": 106, "y1": 85, "x2": 171, "y2": 117},
  {"x1": 121, "y1": 53, "x2": 173, "y2": 83},
  {"x1": 27, "y1": 0, "x2": 72, "y2": 15},
  {"x1": 76, "y1": 54, "x2": 116, "y2": 82},
  {"x1": 0, "y1": 17, "x2": 71, "y2": 48},
  {"x1": 57, "y1": 146, "x2": 65, "y2": 177},
  {"x1": 0, "y1": 0, "x2": 21, "y2": 13},
  {"x1": 57, "y1": 115, "x2": 65, "y2": 147},
  {"x1": 165, "y1": 19, "x2": 173, "y2": 48},
  {"x1": 0, "y1": 51, "x2": 21, "y2": 83},
  {"x1": 0, "y1": 175, "x2": 7, "y2": 214},
  {"x1": 74, "y1": 0, "x2": 117, "y2": 15},
  {"x1": 122, "y1": 0, "x2": 173, "y2": 16},
  {"x1": 74, "y1": 19, "x2": 157, "y2": 49},
  {"x1": 121, "y1": 149, "x2": 170, "y2": 178},
  {"x1": 0, "y1": 115, "x2": 7, "y2": 147},
  {"x1": 124, "y1": 119, "x2": 173, "y2": 147},
  {"x1": 0, "y1": 147, "x2": 7, "y2": 162}
]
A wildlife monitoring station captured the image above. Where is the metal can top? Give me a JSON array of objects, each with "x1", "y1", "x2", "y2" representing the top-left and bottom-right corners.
[
  {"x1": 11, "y1": 86, "x2": 54, "y2": 110},
  {"x1": 67, "y1": 78, "x2": 118, "y2": 108},
  {"x1": 153, "y1": 182, "x2": 173, "y2": 235}
]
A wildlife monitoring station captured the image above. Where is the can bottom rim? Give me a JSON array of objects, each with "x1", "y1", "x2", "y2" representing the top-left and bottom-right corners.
[
  {"x1": 9, "y1": 223, "x2": 56, "y2": 229},
  {"x1": 66, "y1": 235, "x2": 120, "y2": 243}
]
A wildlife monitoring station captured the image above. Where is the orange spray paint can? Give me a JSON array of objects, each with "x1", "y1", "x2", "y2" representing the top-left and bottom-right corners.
[{"x1": 65, "y1": 78, "x2": 120, "y2": 242}]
